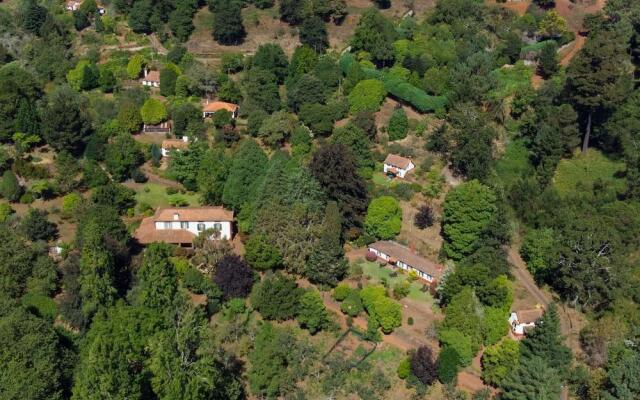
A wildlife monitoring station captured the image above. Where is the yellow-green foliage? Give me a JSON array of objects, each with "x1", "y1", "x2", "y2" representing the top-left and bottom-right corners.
[
  {"x1": 348, "y1": 79, "x2": 386, "y2": 113},
  {"x1": 126, "y1": 54, "x2": 144, "y2": 79}
]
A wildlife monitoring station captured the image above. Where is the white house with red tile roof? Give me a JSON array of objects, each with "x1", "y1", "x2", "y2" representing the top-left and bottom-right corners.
[
  {"x1": 141, "y1": 69, "x2": 160, "y2": 87},
  {"x1": 202, "y1": 100, "x2": 239, "y2": 119},
  {"x1": 134, "y1": 207, "x2": 234, "y2": 247},
  {"x1": 383, "y1": 154, "x2": 415, "y2": 178},
  {"x1": 368, "y1": 240, "x2": 444, "y2": 283}
]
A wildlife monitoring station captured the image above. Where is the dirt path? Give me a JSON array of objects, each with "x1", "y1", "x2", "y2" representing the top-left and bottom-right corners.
[
  {"x1": 559, "y1": 33, "x2": 586, "y2": 66},
  {"x1": 140, "y1": 162, "x2": 184, "y2": 188},
  {"x1": 148, "y1": 33, "x2": 168, "y2": 55},
  {"x1": 507, "y1": 242, "x2": 584, "y2": 349}
]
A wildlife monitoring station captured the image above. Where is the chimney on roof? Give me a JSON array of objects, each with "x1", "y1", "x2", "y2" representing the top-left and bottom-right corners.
[
  {"x1": 173, "y1": 213, "x2": 179, "y2": 220},
  {"x1": 144, "y1": 68, "x2": 148, "y2": 78},
  {"x1": 182, "y1": 136, "x2": 189, "y2": 143}
]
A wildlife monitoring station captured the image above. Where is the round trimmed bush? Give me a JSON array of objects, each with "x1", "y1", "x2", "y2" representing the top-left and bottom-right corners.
[{"x1": 365, "y1": 251, "x2": 378, "y2": 262}]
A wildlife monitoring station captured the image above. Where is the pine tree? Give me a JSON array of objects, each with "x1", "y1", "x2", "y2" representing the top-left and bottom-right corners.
[
  {"x1": 0, "y1": 170, "x2": 23, "y2": 202},
  {"x1": 279, "y1": 0, "x2": 304, "y2": 25},
  {"x1": 566, "y1": 29, "x2": 633, "y2": 152},
  {"x1": 222, "y1": 139, "x2": 268, "y2": 211},
  {"x1": 520, "y1": 304, "x2": 572, "y2": 374},
  {"x1": 15, "y1": 98, "x2": 40, "y2": 137},
  {"x1": 212, "y1": 0, "x2": 246, "y2": 45},
  {"x1": 305, "y1": 202, "x2": 348, "y2": 286},
  {"x1": 299, "y1": 16, "x2": 329, "y2": 53},
  {"x1": 500, "y1": 356, "x2": 561, "y2": 400},
  {"x1": 310, "y1": 143, "x2": 368, "y2": 236},
  {"x1": 132, "y1": 243, "x2": 178, "y2": 312},
  {"x1": 78, "y1": 220, "x2": 118, "y2": 320},
  {"x1": 538, "y1": 42, "x2": 559, "y2": 78}
]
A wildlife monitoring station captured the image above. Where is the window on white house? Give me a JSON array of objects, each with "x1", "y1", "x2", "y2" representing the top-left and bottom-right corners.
[
  {"x1": 180, "y1": 222, "x2": 189, "y2": 229},
  {"x1": 163, "y1": 222, "x2": 171, "y2": 229},
  {"x1": 213, "y1": 223, "x2": 222, "y2": 232},
  {"x1": 197, "y1": 223, "x2": 205, "y2": 231}
]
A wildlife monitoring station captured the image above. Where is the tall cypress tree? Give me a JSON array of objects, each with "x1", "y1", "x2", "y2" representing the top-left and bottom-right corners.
[
  {"x1": 131, "y1": 243, "x2": 178, "y2": 313},
  {"x1": 566, "y1": 29, "x2": 633, "y2": 153},
  {"x1": 305, "y1": 202, "x2": 348, "y2": 287}
]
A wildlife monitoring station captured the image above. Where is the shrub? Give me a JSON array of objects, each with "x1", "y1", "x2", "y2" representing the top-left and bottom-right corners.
[
  {"x1": 414, "y1": 205, "x2": 434, "y2": 229},
  {"x1": 251, "y1": 272, "x2": 303, "y2": 321},
  {"x1": 348, "y1": 79, "x2": 386, "y2": 113},
  {"x1": 437, "y1": 345, "x2": 461, "y2": 384},
  {"x1": 388, "y1": 108, "x2": 408, "y2": 141},
  {"x1": 370, "y1": 296, "x2": 402, "y2": 333},
  {"x1": 223, "y1": 298, "x2": 247, "y2": 319},
  {"x1": 169, "y1": 195, "x2": 189, "y2": 207},
  {"x1": 183, "y1": 267, "x2": 206, "y2": 292},
  {"x1": 131, "y1": 169, "x2": 148, "y2": 183},
  {"x1": 364, "y1": 196, "x2": 402, "y2": 240},
  {"x1": 340, "y1": 290, "x2": 364, "y2": 317},
  {"x1": 140, "y1": 98, "x2": 167, "y2": 125},
  {"x1": 21, "y1": 293, "x2": 58, "y2": 321},
  {"x1": 61, "y1": 192, "x2": 82, "y2": 218},
  {"x1": 245, "y1": 234, "x2": 283, "y2": 270},
  {"x1": 333, "y1": 283, "x2": 352, "y2": 301},
  {"x1": 1, "y1": 170, "x2": 23, "y2": 202},
  {"x1": 393, "y1": 281, "x2": 410, "y2": 299},
  {"x1": 297, "y1": 289, "x2": 330, "y2": 334},
  {"x1": 397, "y1": 358, "x2": 411, "y2": 379},
  {"x1": 0, "y1": 203, "x2": 13, "y2": 222},
  {"x1": 365, "y1": 251, "x2": 378, "y2": 262}
]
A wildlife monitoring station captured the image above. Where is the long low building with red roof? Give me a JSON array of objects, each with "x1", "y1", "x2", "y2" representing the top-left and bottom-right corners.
[
  {"x1": 134, "y1": 206, "x2": 234, "y2": 247},
  {"x1": 367, "y1": 240, "x2": 444, "y2": 283}
]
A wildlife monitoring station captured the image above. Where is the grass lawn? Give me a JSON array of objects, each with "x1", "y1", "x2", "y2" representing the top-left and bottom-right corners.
[
  {"x1": 372, "y1": 171, "x2": 395, "y2": 188},
  {"x1": 357, "y1": 261, "x2": 435, "y2": 304},
  {"x1": 553, "y1": 149, "x2": 626, "y2": 197},
  {"x1": 491, "y1": 138, "x2": 534, "y2": 187},
  {"x1": 490, "y1": 61, "x2": 533, "y2": 99},
  {"x1": 135, "y1": 183, "x2": 201, "y2": 210}
]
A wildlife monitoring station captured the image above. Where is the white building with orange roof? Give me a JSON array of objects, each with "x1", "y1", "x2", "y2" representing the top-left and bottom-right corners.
[
  {"x1": 383, "y1": 154, "x2": 415, "y2": 178},
  {"x1": 134, "y1": 206, "x2": 234, "y2": 247},
  {"x1": 202, "y1": 100, "x2": 239, "y2": 119}
]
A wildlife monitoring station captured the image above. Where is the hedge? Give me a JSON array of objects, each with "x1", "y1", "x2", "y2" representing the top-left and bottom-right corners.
[
  {"x1": 519, "y1": 40, "x2": 557, "y2": 57},
  {"x1": 340, "y1": 53, "x2": 447, "y2": 113}
]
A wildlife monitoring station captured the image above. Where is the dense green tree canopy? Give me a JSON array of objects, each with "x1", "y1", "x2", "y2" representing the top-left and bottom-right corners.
[{"x1": 442, "y1": 180, "x2": 497, "y2": 260}]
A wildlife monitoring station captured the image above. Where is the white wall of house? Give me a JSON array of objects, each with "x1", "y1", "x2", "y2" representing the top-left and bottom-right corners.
[
  {"x1": 142, "y1": 80, "x2": 160, "y2": 88},
  {"x1": 508, "y1": 312, "x2": 536, "y2": 335},
  {"x1": 155, "y1": 220, "x2": 233, "y2": 239},
  {"x1": 202, "y1": 109, "x2": 238, "y2": 119},
  {"x1": 383, "y1": 161, "x2": 415, "y2": 178},
  {"x1": 367, "y1": 246, "x2": 434, "y2": 282}
]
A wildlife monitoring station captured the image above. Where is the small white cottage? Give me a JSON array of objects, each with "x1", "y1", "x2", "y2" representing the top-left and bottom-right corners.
[
  {"x1": 141, "y1": 69, "x2": 160, "y2": 88},
  {"x1": 161, "y1": 136, "x2": 189, "y2": 157},
  {"x1": 383, "y1": 154, "x2": 415, "y2": 178},
  {"x1": 509, "y1": 308, "x2": 544, "y2": 336}
]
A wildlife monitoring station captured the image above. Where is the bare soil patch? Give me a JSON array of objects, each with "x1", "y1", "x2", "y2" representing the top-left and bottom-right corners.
[{"x1": 486, "y1": 0, "x2": 532, "y2": 16}]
